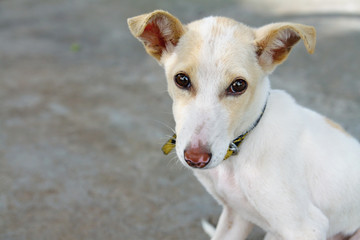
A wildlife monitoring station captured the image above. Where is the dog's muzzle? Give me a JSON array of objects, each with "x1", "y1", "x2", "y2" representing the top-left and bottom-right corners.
[{"x1": 161, "y1": 95, "x2": 268, "y2": 164}]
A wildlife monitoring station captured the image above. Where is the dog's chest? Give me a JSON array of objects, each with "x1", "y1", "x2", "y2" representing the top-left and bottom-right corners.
[{"x1": 194, "y1": 162, "x2": 264, "y2": 224}]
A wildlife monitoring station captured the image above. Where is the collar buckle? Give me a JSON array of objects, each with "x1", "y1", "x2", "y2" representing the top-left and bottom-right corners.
[{"x1": 229, "y1": 142, "x2": 239, "y2": 154}]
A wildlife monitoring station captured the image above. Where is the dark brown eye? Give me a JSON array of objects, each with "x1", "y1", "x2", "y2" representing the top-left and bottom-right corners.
[
  {"x1": 226, "y1": 79, "x2": 247, "y2": 95},
  {"x1": 174, "y1": 73, "x2": 191, "y2": 89}
]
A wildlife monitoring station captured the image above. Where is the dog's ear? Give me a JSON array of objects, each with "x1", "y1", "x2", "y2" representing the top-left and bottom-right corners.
[
  {"x1": 255, "y1": 23, "x2": 316, "y2": 72},
  {"x1": 127, "y1": 10, "x2": 185, "y2": 62}
]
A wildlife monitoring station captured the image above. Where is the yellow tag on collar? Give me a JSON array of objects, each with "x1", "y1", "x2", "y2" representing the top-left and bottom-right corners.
[
  {"x1": 223, "y1": 150, "x2": 234, "y2": 160},
  {"x1": 223, "y1": 133, "x2": 248, "y2": 160},
  {"x1": 161, "y1": 134, "x2": 177, "y2": 155}
]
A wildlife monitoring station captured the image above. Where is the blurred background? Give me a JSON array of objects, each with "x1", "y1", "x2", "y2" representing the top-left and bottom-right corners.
[{"x1": 0, "y1": 0, "x2": 359, "y2": 239}]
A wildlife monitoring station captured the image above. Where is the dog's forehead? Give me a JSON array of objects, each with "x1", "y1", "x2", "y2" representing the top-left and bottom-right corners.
[{"x1": 188, "y1": 17, "x2": 254, "y2": 48}]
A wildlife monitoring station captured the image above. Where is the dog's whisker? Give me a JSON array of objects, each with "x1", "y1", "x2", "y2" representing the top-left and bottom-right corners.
[
  {"x1": 152, "y1": 119, "x2": 176, "y2": 134},
  {"x1": 164, "y1": 155, "x2": 183, "y2": 170}
]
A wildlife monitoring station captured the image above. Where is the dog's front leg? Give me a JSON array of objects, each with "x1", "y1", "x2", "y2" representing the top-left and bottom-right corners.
[{"x1": 212, "y1": 206, "x2": 253, "y2": 240}]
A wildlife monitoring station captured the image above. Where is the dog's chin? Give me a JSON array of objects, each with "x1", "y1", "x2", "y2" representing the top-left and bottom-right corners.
[{"x1": 200, "y1": 158, "x2": 224, "y2": 170}]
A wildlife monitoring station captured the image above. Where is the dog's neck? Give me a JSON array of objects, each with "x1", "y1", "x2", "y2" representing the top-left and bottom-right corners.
[{"x1": 224, "y1": 93, "x2": 269, "y2": 159}]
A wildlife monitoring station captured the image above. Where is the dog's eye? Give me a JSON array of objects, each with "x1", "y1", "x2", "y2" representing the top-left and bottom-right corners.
[
  {"x1": 226, "y1": 79, "x2": 247, "y2": 95},
  {"x1": 174, "y1": 73, "x2": 191, "y2": 89}
]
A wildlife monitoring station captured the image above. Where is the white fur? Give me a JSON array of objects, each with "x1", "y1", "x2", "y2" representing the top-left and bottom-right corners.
[{"x1": 195, "y1": 90, "x2": 360, "y2": 240}]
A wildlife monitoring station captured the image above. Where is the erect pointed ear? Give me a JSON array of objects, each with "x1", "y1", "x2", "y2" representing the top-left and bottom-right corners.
[
  {"x1": 255, "y1": 22, "x2": 316, "y2": 73},
  {"x1": 127, "y1": 10, "x2": 185, "y2": 62}
]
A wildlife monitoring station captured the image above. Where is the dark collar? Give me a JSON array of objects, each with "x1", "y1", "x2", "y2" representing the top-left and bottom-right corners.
[{"x1": 223, "y1": 97, "x2": 268, "y2": 159}]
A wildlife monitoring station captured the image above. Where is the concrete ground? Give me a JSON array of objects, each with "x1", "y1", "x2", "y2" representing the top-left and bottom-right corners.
[{"x1": 0, "y1": 0, "x2": 359, "y2": 239}]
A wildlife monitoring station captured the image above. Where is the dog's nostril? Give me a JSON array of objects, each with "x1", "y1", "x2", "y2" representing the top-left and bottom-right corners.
[{"x1": 184, "y1": 147, "x2": 212, "y2": 169}]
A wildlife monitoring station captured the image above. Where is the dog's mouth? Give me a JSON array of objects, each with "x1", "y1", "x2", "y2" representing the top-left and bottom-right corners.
[{"x1": 185, "y1": 160, "x2": 210, "y2": 168}]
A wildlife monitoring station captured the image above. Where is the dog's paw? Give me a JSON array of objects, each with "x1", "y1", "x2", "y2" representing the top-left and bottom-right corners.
[{"x1": 201, "y1": 218, "x2": 216, "y2": 238}]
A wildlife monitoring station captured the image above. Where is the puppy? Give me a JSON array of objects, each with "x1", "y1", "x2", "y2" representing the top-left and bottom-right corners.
[{"x1": 128, "y1": 10, "x2": 360, "y2": 240}]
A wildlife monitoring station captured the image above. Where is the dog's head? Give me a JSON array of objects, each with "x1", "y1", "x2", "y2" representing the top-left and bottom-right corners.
[{"x1": 128, "y1": 10, "x2": 316, "y2": 169}]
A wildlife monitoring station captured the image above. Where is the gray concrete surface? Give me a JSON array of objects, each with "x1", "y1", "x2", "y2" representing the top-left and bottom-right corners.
[{"x1": 0, "y1": 0, "x2": 359, "y2": 239}]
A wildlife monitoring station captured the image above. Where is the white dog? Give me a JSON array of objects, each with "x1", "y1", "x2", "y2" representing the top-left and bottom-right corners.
[{"x1": 128, "y1": 10, "x2": 360, "y2": 240}]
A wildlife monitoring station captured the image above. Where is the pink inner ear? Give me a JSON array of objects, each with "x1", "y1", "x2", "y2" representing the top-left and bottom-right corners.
[
  {"x1": 140, "y1": 21, "x2": 166, "y2": 49},
  {"x1": 271, "y1": 29, "x2": 300, "y2": 62},
  {"x1": 136, "y1": 14, "x2": 184, "y2": 60}
]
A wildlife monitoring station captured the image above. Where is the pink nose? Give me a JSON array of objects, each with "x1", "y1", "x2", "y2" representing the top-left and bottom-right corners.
[{"x1": 184, "y1": 146, "x2": 212, "y2": 169}]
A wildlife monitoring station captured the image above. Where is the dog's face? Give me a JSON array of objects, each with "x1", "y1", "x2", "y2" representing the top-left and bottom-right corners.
[
  {"x1": 163, "y1": 18, "x2": 270, "y2": 169},
  {"x1": 128, "y1": 10, "x2": 315, "y2": 169}
]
